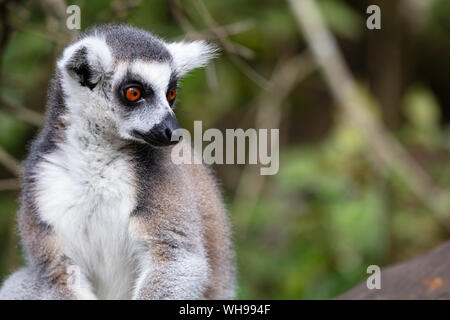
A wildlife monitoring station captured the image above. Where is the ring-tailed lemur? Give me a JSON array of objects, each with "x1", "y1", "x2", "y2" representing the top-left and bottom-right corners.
[{"x1": 0, "y1": 24, "x2": 235, "y2": 300}]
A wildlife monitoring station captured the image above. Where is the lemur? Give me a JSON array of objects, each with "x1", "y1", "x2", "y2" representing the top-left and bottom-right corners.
[{"x1": 0, "y1": 24, "x2": 235, "y2": 300}]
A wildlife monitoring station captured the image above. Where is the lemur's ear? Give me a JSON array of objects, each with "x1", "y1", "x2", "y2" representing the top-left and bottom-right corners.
[
  {"x1": 167, "y1": 40, "x2": 218, "y2": 77},
  {"x1": 57, "y1": 37, "x2": 113, "y2": 90}
]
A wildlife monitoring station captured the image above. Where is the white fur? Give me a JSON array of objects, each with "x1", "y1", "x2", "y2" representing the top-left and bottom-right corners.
[
  {"x1": 167, "y1": 40, "x2": 217, "y2": 77},
  {"x1": 35, "y1": 121, "x2": 138, "y2": 299},
  {"x1": 36, "y1": 62, "x2": 138, "y2": 298},
  {"x1": 130, "y1": 61, "x2": 172, "y2": 94}
]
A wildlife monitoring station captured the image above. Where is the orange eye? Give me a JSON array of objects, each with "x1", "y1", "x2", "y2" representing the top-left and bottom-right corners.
[
  {"x1": 167, "y1": 88, "x2": 176, "y2": 102},
  {"x1": 125, "y1": 87, "x2": 141, "y2": 102}
]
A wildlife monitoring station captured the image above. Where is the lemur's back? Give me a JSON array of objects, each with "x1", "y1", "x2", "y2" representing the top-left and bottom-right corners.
[{"x1": 0, "y1": 24, "x2": 235, "y2": 300}]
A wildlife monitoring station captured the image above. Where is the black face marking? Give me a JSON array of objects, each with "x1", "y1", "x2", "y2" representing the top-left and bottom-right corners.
[
  {"x1": 66, "y1": 46, "x2": 97, "y2": 90},
  {"x1": 166, "y1": 75, "x2": 178, "y2": 107},
  {"x1": 115, "y1": 71, "x2": 157, "y2": 110},
  {"x1": 122, "y1": 83, "x2": 144, "y2": 103},
  {"x1": 168, "y1": 75, "x2": 178, "y2": 90}
]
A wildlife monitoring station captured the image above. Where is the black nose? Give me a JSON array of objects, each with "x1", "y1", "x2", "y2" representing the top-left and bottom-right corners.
[{"x1": 132, "y1": 113, "x2": 180, "y2": 147}]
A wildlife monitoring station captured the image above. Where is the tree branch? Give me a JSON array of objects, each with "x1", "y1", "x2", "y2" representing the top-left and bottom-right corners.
[
  {"x1": 0, "y1": 178, "x2": 20, "y2": 191},
  {"x1": 0, "y1": 144, "x2": 21, "y2": 177}
]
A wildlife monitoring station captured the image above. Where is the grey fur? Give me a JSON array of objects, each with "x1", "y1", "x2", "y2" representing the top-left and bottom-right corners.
[
  {"x1": 85, "y1": 24, "x2": 171, "y2": 62},
  {"x1": 0, "y1": 25, "x2": 235, "y2": 300},
  {"x1": 0, "y1": 268, "x2": 73, "y2": 300}
]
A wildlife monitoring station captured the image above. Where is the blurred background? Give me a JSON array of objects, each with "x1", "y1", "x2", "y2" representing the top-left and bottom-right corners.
[{"x1": 1, "y1": 0, "x2": 450, "y2": 299}]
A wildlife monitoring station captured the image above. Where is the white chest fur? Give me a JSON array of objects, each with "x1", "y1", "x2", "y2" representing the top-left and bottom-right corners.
[{"x1": 34, "y1": 128, "x2": 139, "y2": 299}]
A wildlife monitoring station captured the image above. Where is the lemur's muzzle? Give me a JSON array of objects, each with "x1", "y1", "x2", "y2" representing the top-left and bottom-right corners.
[{"x1": 131, "y1": 113, "x2": 180, "y2": 147}]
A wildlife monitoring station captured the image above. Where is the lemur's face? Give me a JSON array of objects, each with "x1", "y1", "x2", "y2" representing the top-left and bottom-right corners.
[
  {"x1": 57, "y1": 25, "x2": 216, "y2": 147},
  {"x1": 111, "y1": 60, "x2": 179, "y2": 146}
]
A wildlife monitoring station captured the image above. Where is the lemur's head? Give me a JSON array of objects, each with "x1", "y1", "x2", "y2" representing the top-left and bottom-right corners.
[{"x1": 56, "y1": 24, "x2": 216, "y2": 147}]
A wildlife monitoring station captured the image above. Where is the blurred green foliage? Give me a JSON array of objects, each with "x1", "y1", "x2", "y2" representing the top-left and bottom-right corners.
[{"x1": 1, "y1": 0, "x2": 450, "y2": 299}]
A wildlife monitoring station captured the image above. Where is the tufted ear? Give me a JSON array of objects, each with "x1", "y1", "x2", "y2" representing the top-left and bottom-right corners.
[
  {"x1": 57, "y1": 37, "x2": 113, "y2": 90},
  {"x1": 166, "y1": 40, "x2": 218, "y2": 77}
]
